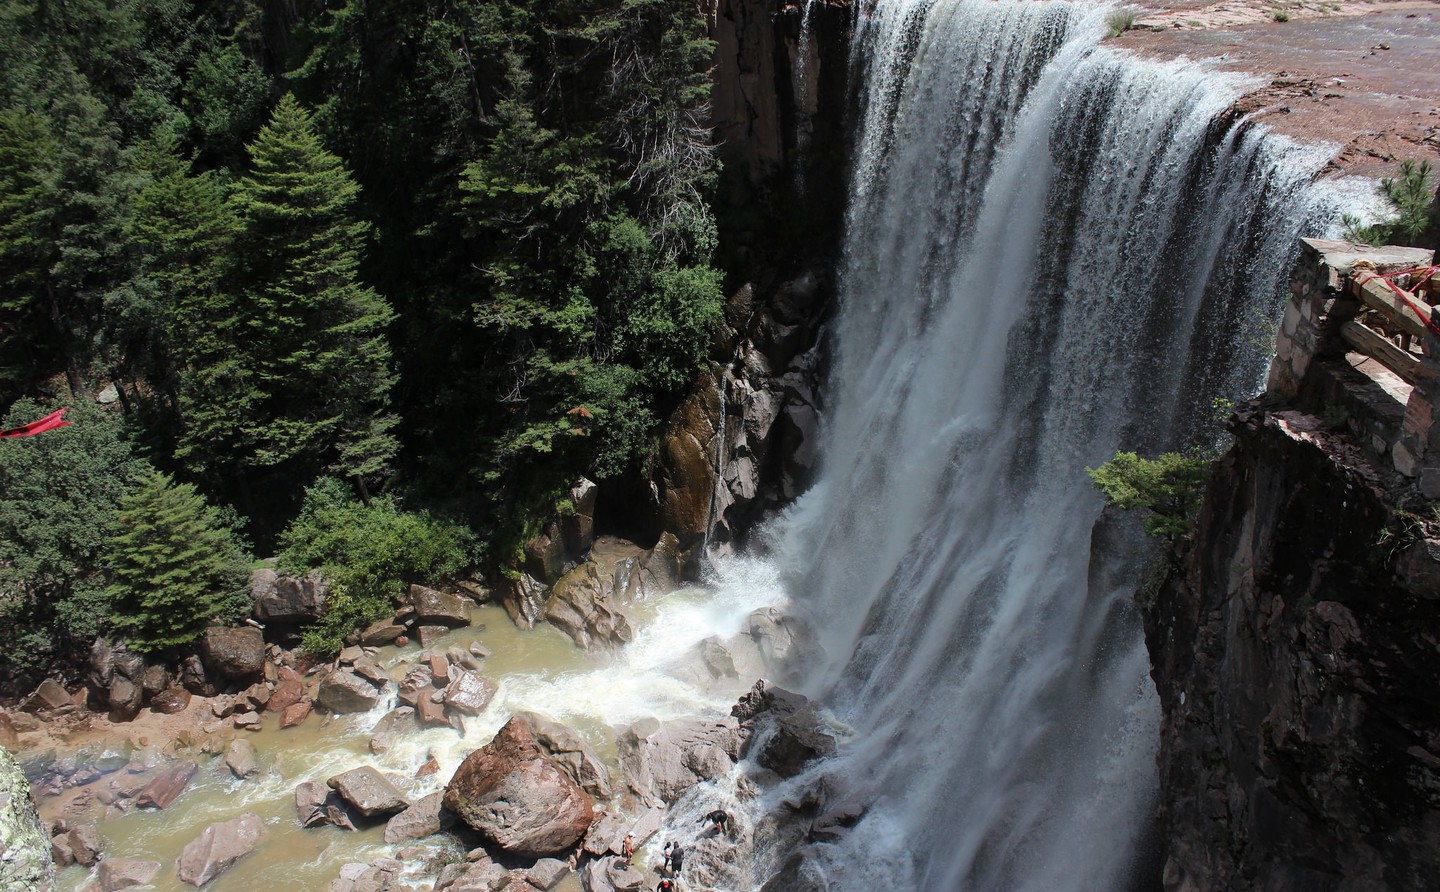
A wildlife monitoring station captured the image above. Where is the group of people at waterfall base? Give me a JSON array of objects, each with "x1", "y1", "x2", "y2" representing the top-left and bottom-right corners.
[{"x1": 615, "y1": 810, "x2": 729, "y2": 891}]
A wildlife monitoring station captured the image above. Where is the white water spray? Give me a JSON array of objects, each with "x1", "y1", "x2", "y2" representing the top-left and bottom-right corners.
[{"x1": 754, "y1": 1, "x2": 1353, "y2": 889}]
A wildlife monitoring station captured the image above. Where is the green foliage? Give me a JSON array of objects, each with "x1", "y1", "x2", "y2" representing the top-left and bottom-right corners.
[
  {"x1": 278, "y1": 478, "x2": 473, "y2": 654},
  {"x1": 1341, "y1": 160, "x2": 1438, "y2": 247},
  {"x1": 1087, "y1": 451, "x2": 1213, "y2": 539},
  {"x1": 177, "y1": 94, "x2": 399, "y2": 493},
  {"x1": 1106, "y1": 8, "x2": 1138, "y2": 37},
  {"x1": 105, "y1": 469, "x2": 250, "y2": 652},
  {"x1": 0, "y1": 399, "x2": 147, "y2": 678}
]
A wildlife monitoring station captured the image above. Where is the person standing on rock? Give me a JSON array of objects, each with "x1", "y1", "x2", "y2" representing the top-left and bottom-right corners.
[{"x1": 667, "y1": 843, "x2": 684, "y2": 875}]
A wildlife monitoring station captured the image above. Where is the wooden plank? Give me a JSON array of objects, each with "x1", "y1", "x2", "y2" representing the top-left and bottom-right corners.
[
  {"x1": 1349, "y1": 274, "x2": 1433, "y2": 341},
  {"x1": 1340, "y1": 321, "x2": 1420, "y2": 384}
]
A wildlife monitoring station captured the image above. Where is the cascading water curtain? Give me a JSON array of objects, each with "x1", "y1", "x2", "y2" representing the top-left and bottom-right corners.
[{"x1": 760, "y1": 1, "x2": 1350, "y2": 889}]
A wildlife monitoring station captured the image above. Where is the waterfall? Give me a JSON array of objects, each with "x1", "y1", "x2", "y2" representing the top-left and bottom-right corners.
[{"x1": 760, "y1": 1, "x2": 1351, "y2": 889}]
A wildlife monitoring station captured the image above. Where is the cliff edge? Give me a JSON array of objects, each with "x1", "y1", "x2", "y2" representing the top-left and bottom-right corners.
[{"x1": 1144, "y1": 402, "x2": 1440, "y2": 890}]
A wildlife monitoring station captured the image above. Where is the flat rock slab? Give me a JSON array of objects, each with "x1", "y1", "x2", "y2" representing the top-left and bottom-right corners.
[
  {"x1": 97, "y1": 858, "x2": 161, "y2": 890},
  {"x1": 176, "y1": 813, "x2": 263, "y2": 887},
  {"x1": 442, "y1": 670, "x2": 497, "y2": 715},
  {"x1": 137, "y1": 760, "x2": 197, "y2": 809},
  {"x1": 328, "y1": 766, "x2": 409, "y2": 818},
  {"x1": 408, "y1": 584, "x2": 471, "y2": 626},
  {"x1": 382, "y1": 791, "x2": 454, "y2": 843}
]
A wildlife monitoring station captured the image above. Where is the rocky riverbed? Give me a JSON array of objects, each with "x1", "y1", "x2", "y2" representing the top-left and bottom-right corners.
[{"x1": 2, "y1": 552, "x2": 838, "y2": 892}]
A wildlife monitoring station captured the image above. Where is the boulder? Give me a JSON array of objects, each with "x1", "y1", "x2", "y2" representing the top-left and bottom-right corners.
[
  {"x1": 179, "y1": 654, "x2": 214, "y2": 696},
  {"x1": 396, "y1": 665, "x2": 433, "y2": 708},
  {"x1": 747, "y1": 606, "x2": 823, "y2": 671},
  {"x1": 225, "y1": 739, "x2": 259, "y2": 779},
  {"x1": 443, "y1": 715, "x2": 595, "y2": 857},
  {"x1": 500, "y1": 573, "x2": 548, "y2": 630},
  {"x1": 407, "y1": 584, "x2": 471, "y2": 627},
  {"x1": 67, "y1": 824, "x2": 104, "y2": 867},
  {"x1": 316, "y1": 668, "x2": 385, "y2": 714},
  {"x1": 515, "y1": 711, "x2": 612, "y2": 800},
  {"x1": 528, "y1": 858, "x2": 571, "y2": 891},
  {"x1": 580, "y1": 856, "x2": 645, "y2": 892},
  {"x1": 200, "y1": 627, "x2": 266, "y2": 683},
  {"x1": 367, "y1": 707, "x2": 414, "y2": 755},
  {"x1": 149, "y1": 687, "x2": 191, "y2": 715},
  {"x1": 756, "y1": 704, "x2": 837, "y2": 778},
  {"x1": 560, "y1": 478, "x2": 598, "y2": 558},
  {"x1": 250, "y1": 569, "x2": 328, "y2": 625},
  {"x1": 97, "y1": 858, "x2": 161, "y2": 891},
  {"x1": 107, "y1": 675, "x2": 144, "y2": 723},
  {"x1": 382, "y1": 791, "x2": 454, "y2": 844},
  {"x1": 266, "y1": 667, "x2": 307, "y2": 713},
  {"x1": 360, "y1": 618, "x2": 407, "y2": 647},
  {"x1": 524, "y1": 521, "x2": 570, "y2": 584},
  {"x1": 327, "y1": 766, "x2": 409, "y2": 818},
  {"x1": 0, "y1": 713, "x2": 17, "y2": 750},
  {"x1": 280, "y1": 700, "x2": 312, "y2": 729},
  {"x1": 435, "y1": 857, "x2": 507, "y2": 892},
  {"x1": 22, "y1": 678, "x2": 72, "y2": 713},
  {"x1": 139, "y1": 664, "x2": 171, "y2": 699},
  {"x1": 446, "y1": 645, "x2": 483, "y2": 672},
  {"x1": 615, "y1": 716, "x2": 745, "y2": 806},
  {"x1": 136, "y1": 759, "x2": 197, "y2": 809},
  {"x1": 295, "y1": 781, "x2": 330, "y2": 827},
  {"x1": 330, "y1": 858, "x2": 403, "y2": 892},
  {"x1": 176, "y1": 813, "x2": 264, "y2": 886},
  {"x1": 240, "y1": 682, "x2": 271, "y2": 711},
  {"x1": 544, "y1": 554, "x2": 637, "y2": 652},
  {"x1": 442, "y1": 671, "x2": 497, "y2": 715},
  {"x1": 416, "y1": 624, "x2": 450, "y2": 649}
]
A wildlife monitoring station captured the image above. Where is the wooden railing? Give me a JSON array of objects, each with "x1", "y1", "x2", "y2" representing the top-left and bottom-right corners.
[{"x1": 1341, "y1": 270, "x2": 1434, "y2": 384}]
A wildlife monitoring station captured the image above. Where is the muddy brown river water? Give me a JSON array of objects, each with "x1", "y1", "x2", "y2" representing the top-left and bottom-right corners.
[{"x1": 42, "y1": 563, "x2": 784, "y2": 892}]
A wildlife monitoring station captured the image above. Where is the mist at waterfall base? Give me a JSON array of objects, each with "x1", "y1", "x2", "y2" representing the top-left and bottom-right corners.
[{"x1": 745, "y1": 1, "x2": 1367, "y2": 890}]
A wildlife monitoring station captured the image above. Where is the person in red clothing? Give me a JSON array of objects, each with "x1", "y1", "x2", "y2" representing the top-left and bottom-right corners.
[{"x1": 657, "y1": 880, "x2": 677, "y2": 892}]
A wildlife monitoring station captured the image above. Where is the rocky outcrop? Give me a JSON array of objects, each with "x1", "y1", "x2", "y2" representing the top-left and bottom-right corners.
[
  {"x1": 1143, "y1": 405, "x2": 1440, "y2": 891},
  {"x1": 615, "y1": 715, "x2": 747, "y2": 807},
  {"x1": 176, "y1": 813, "x2": 263, "y2": 886},
  {"x1": 443, "y1": 715, "x2": 595, "y2": 857},
  {"x1": 250, "y1": 569, "x2": 328, "y2": 626},
  {"x1": 0, "y1": 745, "x2": 53, "y2": 892},
  {"x1": 515, "y1": 710, "x2": 613, "y2": 801}
]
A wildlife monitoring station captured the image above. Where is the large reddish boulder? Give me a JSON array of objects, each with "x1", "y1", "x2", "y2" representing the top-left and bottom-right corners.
[{"x1": 443, "y1": 715, "x2": 596, "y2": 857}]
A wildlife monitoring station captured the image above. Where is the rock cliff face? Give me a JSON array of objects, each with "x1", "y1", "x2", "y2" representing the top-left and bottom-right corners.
[
  {"x1": 0, "y1": 745, "x2": 53, "y2": 892},
  {"x1": 649, "y1": 1, "x2": 852, "y2": 568},
  {"x1": 1142, "y1": 405, "x2": 1440, "y2": 891}
]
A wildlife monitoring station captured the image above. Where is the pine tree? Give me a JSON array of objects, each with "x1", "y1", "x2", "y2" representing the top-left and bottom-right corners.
[
  {"x1": 105, "y1": 468, "x2": 249, "y2": 652},
  {"x1": 181, "y1": 94, "x2": 398, "y2": 493}
]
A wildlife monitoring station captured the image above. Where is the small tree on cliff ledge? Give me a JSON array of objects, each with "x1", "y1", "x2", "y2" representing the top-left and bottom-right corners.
[{"x1": 1087, "y1": 451, "x2": 1212, "y2": 539}]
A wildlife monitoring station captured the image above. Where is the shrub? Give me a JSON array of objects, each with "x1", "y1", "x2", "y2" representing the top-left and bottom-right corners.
[
  {"x1": 1087, "y1": 451, "x2": 1213, "y2": 539},
  {"x1": 1106, "y1": 8, "x2": 1138, "y2": 37},
  {"x1": 1341, "y1": 159, "x2": 1438, "y2": 246},
  {"x1": 278, "y1": 478, "x2": 474, "y2": 654}
]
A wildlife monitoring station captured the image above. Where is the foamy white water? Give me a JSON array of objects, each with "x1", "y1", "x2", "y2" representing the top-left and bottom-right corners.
[{"x1": 747, "y1": 2, "x2": 1354, "y2": 889}]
